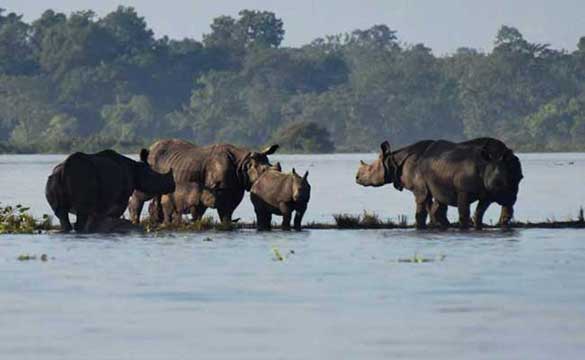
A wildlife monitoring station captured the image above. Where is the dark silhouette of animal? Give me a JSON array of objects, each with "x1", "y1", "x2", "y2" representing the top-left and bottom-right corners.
[
  {"x1": 45, "y1": 149, "x2": 175, "y2": 232},
  {"x1": 356, "y1": 138, "x2": 522, "y2": 229},
  {"x1": 250, "y1": 168, "x2": 311, "y2": 231},
  {"x1": 128, "y1": 139, "x2": 279, "y2": 224}
]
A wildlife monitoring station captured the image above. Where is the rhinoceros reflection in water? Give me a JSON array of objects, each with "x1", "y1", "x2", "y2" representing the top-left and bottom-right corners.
[{"x1": 45, "y1": 149, "x2": 175, "y2": 233}]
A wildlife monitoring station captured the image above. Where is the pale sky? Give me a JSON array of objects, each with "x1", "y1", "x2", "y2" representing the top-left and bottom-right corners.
[{"x1": 3, "y1": 0, "x2": 585, "y2": 54}]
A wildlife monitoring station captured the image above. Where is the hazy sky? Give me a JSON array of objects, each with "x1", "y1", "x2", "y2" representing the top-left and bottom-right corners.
[{"x1": 3, "y1": 0, "x2": 585, "y2": 54}]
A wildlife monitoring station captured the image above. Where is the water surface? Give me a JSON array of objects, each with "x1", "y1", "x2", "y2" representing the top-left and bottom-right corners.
[{"x1": 1, "y1": 154, "x2": 584, "y2": 359}]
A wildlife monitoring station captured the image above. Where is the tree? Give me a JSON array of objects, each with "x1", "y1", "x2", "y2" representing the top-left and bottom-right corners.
[
  {"x1": 38, "y1": 11, "x2": 117, "y2": 78},
  {"x1": 0, "y1": 9, "x2": 37, "y2": 75},
  {"x1": 203, "y1": 10, "x2": 284, "y2": 51},
  {"x1": 99, "y1": 6, "x2": 154, "y2": 57},
  {"x1": 271, "y1": 121, "x2": 335, "y2": 153}
]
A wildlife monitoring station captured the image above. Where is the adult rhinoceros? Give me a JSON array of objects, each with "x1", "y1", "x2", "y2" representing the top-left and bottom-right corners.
[
  {"x1": 355, "y1": 140, "x2": 436, "y2": 228},
  {"x1": 417, "y1": 138, "x2": 523, "y2": 229},
  {"x1": 355, "y1": 138, "x2": 522, "y2": 229},
  {"x1": 128, "y1": 139, "x2": 279, "y2": 224},
  {"x1": 45, "y1": 149, "x2": 175, "y2": 232}
]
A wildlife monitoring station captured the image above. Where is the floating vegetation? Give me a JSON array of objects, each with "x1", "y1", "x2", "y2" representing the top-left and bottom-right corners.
[
  {"x1": 398, "y1": 253, "x2": 446, "y2": 263},
  {"x1": 272, "y1": 247, "x2": 284, "y2": 261},
  {"x1": 0, "y1": 203, "x2": 53, "y2": 234},
  {"x1": 272, "y1": 247, "x2": 295, "y2": 262},
  {"x1": 17, "y1": 254, "x2": 50, "y2": 262}
]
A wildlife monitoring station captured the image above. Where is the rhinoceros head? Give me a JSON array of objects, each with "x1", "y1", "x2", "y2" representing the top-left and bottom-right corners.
[
  {"x1": 135, "y1": 148, "x2": 176, "y2": 195},
  {"x1": 355, "y1": 141, "x2": 401, "y2": 189},
  {"x1": 238, "y1": 144, "x2": 279, "y2": 190},
  {"x1": 482, "y1": 148, "x2": 523, "y2": 197},
  {"x1": 291, "y1": 168, "x2": 311, "y2": 204}
]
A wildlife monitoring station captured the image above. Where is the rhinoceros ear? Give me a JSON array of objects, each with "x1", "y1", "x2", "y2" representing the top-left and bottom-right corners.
[
  {"x1": 274, "y1": 162, "x2": 282, "y2": 171},
  {"x1": 261, "y1": 144, "x2": 279, "y2": 155},
  {"x1": 360, "y1": 160, "x2": 367, "y2": 166},
  {"x1": 140, "y1": 148, "x2": 149, "y2": 163},
  {"x1": 303, "y1": 171, "x2": 309, "y2": 181},
  {"x1": 380, "y1": 141, "x2": 391, "y2": 155},
  {"x1": 292, "y1": 168, "x2": 297, "y2": 176}
]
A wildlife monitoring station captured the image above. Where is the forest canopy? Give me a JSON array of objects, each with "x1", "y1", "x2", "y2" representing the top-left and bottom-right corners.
[{"x1": 1, "y1": 7, "x2": 585, "y2": 153}]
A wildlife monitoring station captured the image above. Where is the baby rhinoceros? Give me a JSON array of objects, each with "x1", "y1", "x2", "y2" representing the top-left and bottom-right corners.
[
  {"x1": 250, "y1": 168, "x2": 311, "y2": 231},
  {"x1": 161, "y1": 182, "x2": 215, "y2": 225}
]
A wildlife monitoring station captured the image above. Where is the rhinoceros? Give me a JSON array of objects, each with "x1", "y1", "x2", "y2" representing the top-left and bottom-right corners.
[
  {"x1": 45, "y1": 149, "x2": 175, "y2": 233},
  {"x1": 355, "y1": 140, "x2": 436, "y2": 228},
  {"x1": 250, "y1": 168, "x2": 311, "y2": 231},
  {"x1": 128, "y1": 139, "x2": 279, "y2": 224},
  {"x1": 417, "y1": 138, "x2": 523, "y2": 229},
  {"x1": 160, "y1": 182, "x2": 215, "y2": 225},
  {"x1": 355, "y1": 138, "x2": 522, "y2": 229}
]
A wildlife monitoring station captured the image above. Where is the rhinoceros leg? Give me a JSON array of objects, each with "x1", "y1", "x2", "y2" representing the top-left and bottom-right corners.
[
  {"x1": 293, "y1": 207, "x2": 306, "y2": 231},
  {"x1": 414, "y1": 194, "x2": 431, "y2": 229},
  {"x1": 430, "y1": 201, "x2": 449, "y2": 229},
  {"x1": 255, "y1": 209, "x2": 272, "y2": 231},
  {"x1": 190, "y1": 205, "x2": 207, "y2": 222},
  {"x1": 457, "y1": 193, "x2": 471, "y2": 229},
  {"x1": 279, "y1": 203, "x2": 292, "y2": 231},
  {"x1": 161, "y1": 196, "x2": 174, "y2": 225},
  {"x1": 74, "y1": 212, "x2": 89, "y2": 233},
  {"x1": 498, "y1": 205, "x2": 514, "y2": 227},
  {"x1": 128, "y1": 194, "x2": 146, "y2": 224},
  {"x1": 148, "y1": 197, "x2": 163, "y2": 223},
  {"x1": 217, "y1": 207, "x2": 235, "y2": 224},
  {"x1": 56, "y1": 208, "x2": 73, "y2": 233},
  {"x1": 473, "y1": 199, "x2": 492, "y2": 230}
]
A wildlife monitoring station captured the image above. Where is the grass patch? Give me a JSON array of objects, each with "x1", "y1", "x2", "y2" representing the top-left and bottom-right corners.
[
  {"x1": 333, "y1": 213, "x2": 362, "y2": 229},
  {"x1": 333, "y1": 211, "x2": 406, "y2": 229}
]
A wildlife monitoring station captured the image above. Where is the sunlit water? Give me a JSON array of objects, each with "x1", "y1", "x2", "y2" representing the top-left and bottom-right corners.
[{"x1": 1, "y1": 154, "x2": 584, "y2": 359}]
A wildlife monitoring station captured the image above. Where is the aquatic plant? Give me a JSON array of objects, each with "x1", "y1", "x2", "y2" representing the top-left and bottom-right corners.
[
  {"x1": 361, "y1": 211, "x2": 382, "y2": 227},
  {"x1": 17, "y1": 254, "x2": 49, "y2": 261},
  {"x1": 333, "y1": 213, "x2": 362, "y2": 228},
  {"x1": 398, "y1": 253, "x2": 446, "y2": 263},
  {"x1": 0, "y1": 203, "x2": 52, "y2": 234},
  {"x1": 333, "y1": 211, "x2": 401, "y2": 229}
]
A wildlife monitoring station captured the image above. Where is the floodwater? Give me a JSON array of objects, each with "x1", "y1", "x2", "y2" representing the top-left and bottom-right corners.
[{"x1": 1, "y1": 153, "x2": 584, "y2": 359}]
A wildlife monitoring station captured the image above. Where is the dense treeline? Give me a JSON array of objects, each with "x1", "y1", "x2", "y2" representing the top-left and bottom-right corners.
[{"x1": 1, "y1": 6, "x2": 585, "y2": 153}]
